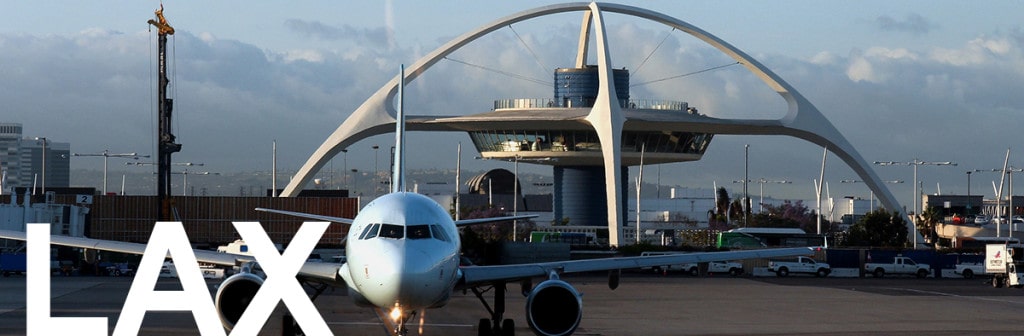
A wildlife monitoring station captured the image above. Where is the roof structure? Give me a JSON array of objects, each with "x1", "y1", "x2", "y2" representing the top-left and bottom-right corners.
[{"x1": 280, "y1": 2, "x2": 916, "y2": 247}]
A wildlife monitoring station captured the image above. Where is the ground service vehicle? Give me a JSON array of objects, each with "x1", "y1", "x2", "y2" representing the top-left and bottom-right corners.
[
  {"x1": 707, "y1": 261, "x2": 744, "y2": 276},
  {"x1": 639, "y1": 253, "x2": 744, "y2": 276},
  {"x1": 954, "y1": 261, "x2": 985, "y2": 279},
  {"x1": 0, "y1": 253, "x2": 27, "y2": 277},
  {"x1": 986, "y1": 244, "x2": 1024, "y2": 288},
  {"x1": 865, "y1": 256, "x2": 930, "y2": 278},
  {"x1": 716, "y1": 228, "x2": 825, "y2": 249},
  {"x1": 768, "y1": 256, "x2": 831, "y2": 277}
]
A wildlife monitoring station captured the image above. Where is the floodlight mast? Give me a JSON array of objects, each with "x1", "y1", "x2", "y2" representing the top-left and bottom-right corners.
[
  {"x1": 73, "y1": 151, "x2": 148, "y2": 194},
  {"x1": 973, "y1": 166, "x2": 1024, "y2": 238},
  {"x1": 874, "y1": 159, "x2": 957, "y2": 247}
]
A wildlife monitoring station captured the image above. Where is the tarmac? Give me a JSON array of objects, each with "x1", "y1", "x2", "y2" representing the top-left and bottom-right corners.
[{"x1": 3, "y1": 272, "x2": 1024, "y2": 335}]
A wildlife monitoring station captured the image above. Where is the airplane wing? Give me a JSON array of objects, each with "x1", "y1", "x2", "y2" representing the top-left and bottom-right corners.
[
  {"x1": 257, "y1": 207, "x2": 535, "y2": 228},
  {"x1": 458, "y1": 247, "x2": 816, "y2": 286},
  {"x1": 0, "y1": 229, "x2": 343, "y2": 284},
  {"x1": 254, "y1": 207, "x2": 354, "y2": 225},
  {"x1": 454, "y1": 214, "x2": 538, "y2": 227}
]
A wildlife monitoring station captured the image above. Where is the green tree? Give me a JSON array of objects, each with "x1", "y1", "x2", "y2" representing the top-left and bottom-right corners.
[
  {"x1": 918, "y1": 207, "x2": 942, "y2": 244},
  {"x1": 749, "y1": 200, "x2": 816, "y2": 230},
  {"x1": 460, "y1": 206, "x2": 535, "y2": 242},
  {"x1": 707, "y1": 187, "x2": 732, "y2": 230},
  {"x1": 844, "y1": 209, "x2": 908, "y2": 247}
]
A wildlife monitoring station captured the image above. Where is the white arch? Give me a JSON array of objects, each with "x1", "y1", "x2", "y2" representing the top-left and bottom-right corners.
[{"x1": 280, "y1": 2, "x2": 918, "y2": 246}]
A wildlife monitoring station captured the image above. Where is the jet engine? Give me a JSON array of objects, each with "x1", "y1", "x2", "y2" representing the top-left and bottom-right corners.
[
  {"x1": 214, "y1": 269, "x2": 264, "y2": 330},
  {"x1": 525, "y1": 279, "x2": 582, "y2": 336}
]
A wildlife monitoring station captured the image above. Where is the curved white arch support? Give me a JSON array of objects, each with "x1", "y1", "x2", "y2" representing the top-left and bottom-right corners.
[
  {"x1": 582, "y1": 2, "x2": 627, "y2": 246},
  {"x1": 281, "y1": 2, "x2": 918, "y2": 246}
]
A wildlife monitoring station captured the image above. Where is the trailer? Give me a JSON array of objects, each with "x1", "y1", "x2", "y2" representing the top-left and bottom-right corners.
[{"x1": 0, "y1": 253, "x2": 27, "y2": 277}]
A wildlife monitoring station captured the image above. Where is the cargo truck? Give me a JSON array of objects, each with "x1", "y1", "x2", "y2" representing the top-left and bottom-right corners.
[{"x1": 985, "y1": 244, "x2": 1024, "y2": 288}]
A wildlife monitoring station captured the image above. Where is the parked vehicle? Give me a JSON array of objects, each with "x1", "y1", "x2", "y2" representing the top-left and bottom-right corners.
[
  {"x1": 0, "y1": 253, "x2": 27, "y2": 277},
  {"x1": 865, "y1": 256, "x2": 930, "y2": 278},
  {"x1": 767, "y1": 256, "x2": 831, "y2": 277},
  {"x1": 707, "y1": 261, "x2": 744, "y2": 276},
  {"x1": 103, "y1": 262, "x2": 134, "y2": 277},
  {"x1": 974, "y1": 215, "x2": 990, "y2": 225},
  {"x1": 639, "y1": 251, "x2": 692, "y2": 274},
  {"x1": 638, "y1": 252, "x2": 743, "y2": 276},
  {"x1": 954, "y1": 262, "x2": 984, "y2": 279},
  {"x1": 986, "y1": 244, "x2": 1024, "y2": 288}
]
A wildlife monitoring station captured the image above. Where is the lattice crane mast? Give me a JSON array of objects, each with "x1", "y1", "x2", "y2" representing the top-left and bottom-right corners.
[{"x1": 148, "y1": 4, "x2": 181, "y2": 220}]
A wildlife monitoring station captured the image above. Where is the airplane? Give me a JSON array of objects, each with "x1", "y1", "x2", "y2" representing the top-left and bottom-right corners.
[{"x1": 0, "y1": 66, "x2": 816, "y2": 336}]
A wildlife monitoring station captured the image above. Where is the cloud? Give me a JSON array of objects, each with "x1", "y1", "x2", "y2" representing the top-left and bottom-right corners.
[
  {"x1": 283, "y1": 19, "x2": 390, "y2": 50},
  {"x1": 2, "y1": 20, "x2": 1023, "y2": 205},
  {"x1": 875, "y1": 13, "x2": 935, "y2": 35},
  {"x1": 930, "y1": 36, "x2": 1014, "y2": 66}
]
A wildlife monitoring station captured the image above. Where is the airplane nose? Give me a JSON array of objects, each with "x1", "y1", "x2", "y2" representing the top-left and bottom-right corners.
[
  {"x1": 400, "y1": 247, "x2": 436, "y2": 286},
  {"x1": 362, "y1": 243, "x2": 440, "y2": 307}
]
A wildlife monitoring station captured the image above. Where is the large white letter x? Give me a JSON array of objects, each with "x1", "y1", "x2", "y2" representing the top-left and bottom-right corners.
[{"x1": 227, "y1": 221, "x2": 331, "y2": 335}]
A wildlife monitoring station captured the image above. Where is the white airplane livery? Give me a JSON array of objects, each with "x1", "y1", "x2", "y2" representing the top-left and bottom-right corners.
[{"x1": 0, "y1": 66, "x2": 816, "y2": 336}]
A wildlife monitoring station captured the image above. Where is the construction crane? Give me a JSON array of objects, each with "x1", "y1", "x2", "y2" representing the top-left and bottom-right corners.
[
  {"x1": 146, "y1": 5, "x2": 175, "y2": 35},
  {"x1": 148, "y1": 4, "x2": 182, "y2": 220}
]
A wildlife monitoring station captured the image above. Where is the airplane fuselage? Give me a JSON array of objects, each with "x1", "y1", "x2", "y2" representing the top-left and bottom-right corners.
[{"x1": 339, "y1": 192, "x2": 461, "y2": 312}]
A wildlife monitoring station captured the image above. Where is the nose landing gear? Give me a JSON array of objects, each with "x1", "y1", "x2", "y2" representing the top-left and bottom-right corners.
[{"x1": 471, "y1": 282, "x2": 516, "y2": 336}]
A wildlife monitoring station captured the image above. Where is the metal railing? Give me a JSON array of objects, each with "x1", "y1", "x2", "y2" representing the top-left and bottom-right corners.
[{"x1": 493, "y1": 98, "x2": 690, "y2": 111}]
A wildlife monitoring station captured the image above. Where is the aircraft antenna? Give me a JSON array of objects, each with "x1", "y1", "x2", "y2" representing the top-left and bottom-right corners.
[{"x1": 392, "y1": 65, "x2": 406, "y2": 193}]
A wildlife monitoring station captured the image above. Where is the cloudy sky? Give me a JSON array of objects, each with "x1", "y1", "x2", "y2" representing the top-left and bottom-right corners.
[{"x1": 2, "y1": 1, "x2": 1023, "y2": 209}]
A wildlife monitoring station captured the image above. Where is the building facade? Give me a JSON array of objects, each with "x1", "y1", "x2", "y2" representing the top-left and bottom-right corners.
[{"x1": 0, "y1": 123, "x2": 71, "y2": 192}]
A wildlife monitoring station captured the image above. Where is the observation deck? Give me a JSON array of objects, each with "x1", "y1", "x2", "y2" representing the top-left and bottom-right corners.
[{"x1": 426, "y1": 98, "x2": 714, "y2": 166}]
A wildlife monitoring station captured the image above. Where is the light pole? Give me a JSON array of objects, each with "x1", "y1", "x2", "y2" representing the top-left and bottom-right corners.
[
  {"x1": 34, "y1": 137, "x2": 46, "y2": 194},
  {"x1": 636, "y1": 143, "x2": 646, "y2": 244},
  {"x1": 74, "y1": 150, "x2": 149, "y2": 194},
  {"x1": 513, "y1": 154, "x2": 519, "y2": 242},
  {"x1": 875, "y1": 159, "x2": 957, "y2": 247},
  {"x1": 733, "y1": 178, "x2": 791, "y2": 214},
  {"x1": 876, "y1": 160, "x2": 954, "y2": 218},
  {"x1": 373, "y1": 145, "x2": 380, "y2": 196},
  {"x1": 341, "y1": 149, "x2": 348, "y2": 189},
  {"x1": 974, "y1": 167, "x2": 1024, "y2": 237},
  {"x1": 350, "y1": 169, "x2": 359, "y2": 196},
  {"x1": 169, "y1": 170, "x2": 217, "y2": 196},
  {"x1": 966, "y1": 171, "x2": 972, "y2": 217},
  {"x1": 128, "y1": 162, "x2": 204, "y2": 196},
  {"x1": 743, "y1": 144, "x2": 749, "y2": 227}
]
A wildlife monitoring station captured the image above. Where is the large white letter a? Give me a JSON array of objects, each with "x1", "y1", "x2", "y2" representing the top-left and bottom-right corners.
[{"x1": 112, "y1": 222, "x2": 225, "y2": 336}]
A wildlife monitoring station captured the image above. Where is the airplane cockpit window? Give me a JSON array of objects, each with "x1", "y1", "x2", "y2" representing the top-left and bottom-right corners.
[
  {"x1": 408, "y1": 225, "x2": 432, "y2": 240},
  {"x1": 359, "y1": 223, "x2": 380, "y2": 240},
  {"x1": 430, "y1": 225, "x2": 450, "y2": 242},
  {"x1": 379, "y1": 224, "x2": 405, "y2": 239}
]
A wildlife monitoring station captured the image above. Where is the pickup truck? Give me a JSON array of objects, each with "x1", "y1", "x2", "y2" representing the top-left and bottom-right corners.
[
  {"x1": 639, "y1": 252, "x2": 743, "y2": 276},
  {"x1": 767, "y1": 256, "x2": 831, "y2": 277},
  {"x1": 706, "y1": 261, "x2": 745, "y2": 276},
  {"x1": 865, "y1": 256, "x2": 930, "y2": 278},
  {"x1": 954, "y1": 262, "x2": 985, "y2": 279}
]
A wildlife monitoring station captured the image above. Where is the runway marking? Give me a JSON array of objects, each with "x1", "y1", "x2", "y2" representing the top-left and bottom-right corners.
[
  {"x1": 328, "y1": 321, "x2": 472, "y2": 328},
  {"x1": 882, "y1": 287, "x2": 1024, "y2": 305}
]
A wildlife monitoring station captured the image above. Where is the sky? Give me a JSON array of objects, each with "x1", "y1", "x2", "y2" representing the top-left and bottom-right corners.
[{"x1": 2, "y1": 1, "x2": 1023, "y2": 210}]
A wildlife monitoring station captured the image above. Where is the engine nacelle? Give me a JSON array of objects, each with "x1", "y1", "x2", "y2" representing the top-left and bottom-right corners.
[
  {"x1": 525, "y1": 279, "x2": 583, "y2": 336},
  {"x1": 214, "y1": 271, "x2": 264, "y2": 330}
]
